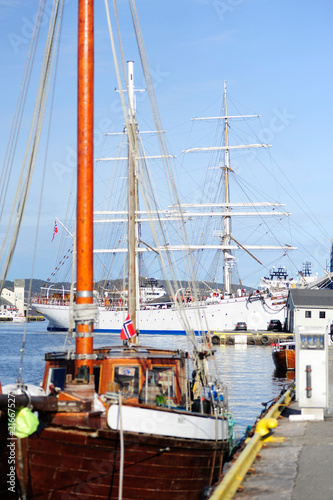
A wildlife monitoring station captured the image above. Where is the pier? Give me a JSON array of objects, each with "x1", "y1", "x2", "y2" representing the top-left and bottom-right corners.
[
  {"x1": 209, "y1": 347, "x2": 333, "y2": 499},
  {"x1": 231, "y1": 401, "x2": 333, "y2": 499},
  {"x1": 0, "y1": 316, "x2": 45, "y2": 322},
  {"x1": 208, "y1": 330, "x2": 294, "y2": 346}
]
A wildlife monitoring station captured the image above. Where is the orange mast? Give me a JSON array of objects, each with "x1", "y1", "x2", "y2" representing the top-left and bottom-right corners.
[{"x1": 75, "y1": 0, "x2": 94, "y2": 379}]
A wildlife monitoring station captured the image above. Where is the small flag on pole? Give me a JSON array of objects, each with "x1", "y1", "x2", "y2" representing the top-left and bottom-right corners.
[
  {"x1": 51, "y1": 220, "x2": 58, "y2": 242},
  {"x1": 120, "y1": 314, "x2": 136, "y2": 340}
]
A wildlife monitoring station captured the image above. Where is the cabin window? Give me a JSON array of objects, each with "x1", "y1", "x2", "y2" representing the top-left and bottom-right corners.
[
  {"x1": 139, "y1": 366, "x2": 175, "y2": 405},
  {"x1": 305, "y1": 311, "x2": 311, "y2": 318},
  {"x1": 114, "y1": 366, "x2": 139, "y2": 396},
  {"x1": 46, "y1": 367, "x2": 66, "y2": 395},
  {"x1": 150, "y1": 366, "x2": 175, "y2": 397},
  {"x1": 319, "y1": 311, "x2": 326, "y2": 319},
  {"x1": 93, "y1": 366, "x2": 101, "y2": 393}
]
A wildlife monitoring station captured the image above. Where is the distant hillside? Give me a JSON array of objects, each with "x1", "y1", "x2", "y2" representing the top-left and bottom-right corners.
[
  {"x1": 3, "y1": 279, "x2": 71, "y2": 295},
  {"x1": 3, "y1": 278, "x2": 252, "y2": 296}
]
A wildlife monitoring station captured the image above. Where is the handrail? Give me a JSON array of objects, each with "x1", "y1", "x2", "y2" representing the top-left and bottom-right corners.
[{"x1": 209, "y1": 388, "x2": 293, "y2": 500}]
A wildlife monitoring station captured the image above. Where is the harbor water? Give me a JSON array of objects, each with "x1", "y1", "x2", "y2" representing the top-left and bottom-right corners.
[{"x1": 0, "y1": 321, "x2": 293, "y2": 437}]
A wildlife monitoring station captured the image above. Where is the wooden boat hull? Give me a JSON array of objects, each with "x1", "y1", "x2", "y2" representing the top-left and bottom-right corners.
[
  {"x1": 5, "y1": 421, "x2": 227, "y2": 500},
  {"x1": 272, "y1": 348, "x2": 295, "y2": 371}
]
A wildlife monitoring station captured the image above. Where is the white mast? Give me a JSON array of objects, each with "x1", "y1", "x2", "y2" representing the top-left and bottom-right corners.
[
  {"x1": 127, "y1": 61, "x2": 139, "y2": 335},
  {"x1": 183, "y1": 82, "x2": 275, "y2": 297},
  {"x1": 222, "y1": 82, "x2": 233, "y2": 296}
]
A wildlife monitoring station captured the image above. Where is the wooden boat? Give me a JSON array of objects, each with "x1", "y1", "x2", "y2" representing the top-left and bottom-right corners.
[
  {"x1": 272, "y1": 341, "x2": 295, "y2": 370},
  {"x1": 0, "y1": 1, "x2": 232, "y2": 498},
  {"x1": 1, "y1": 343, "x2": 230, "y2": 499}
]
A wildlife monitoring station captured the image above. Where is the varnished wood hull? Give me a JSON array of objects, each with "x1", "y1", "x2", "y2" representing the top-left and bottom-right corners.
[
  {"x1": 272, "y1": 348, "x2": 295, "y2": 371},
  {"x1": 1, "y1": 415, "x2": 228, "y2": 500}
]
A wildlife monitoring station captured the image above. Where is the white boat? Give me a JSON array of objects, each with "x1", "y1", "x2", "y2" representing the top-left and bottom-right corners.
[
  {"x1": 33, "y1": 78, "x2": 326, "y2": 335},
  {"x1": 35, "y1": 286, "x2": 289, "y2": 334},
  {"x1": 0, "y1": 306, "x2": 26, "y2": 323}
]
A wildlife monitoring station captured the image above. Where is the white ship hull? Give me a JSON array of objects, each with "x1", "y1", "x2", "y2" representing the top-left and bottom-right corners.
[{"x1": 35, "y1": 292, "x2": 287, "y2": 334}]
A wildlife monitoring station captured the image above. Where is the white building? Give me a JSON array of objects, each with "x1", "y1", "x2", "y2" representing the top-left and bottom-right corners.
[
  {"x1": 14, "y1": 279, "x2": 25, "y2": 316},
  {"x1": 286, "y1": 288, "x2": 333, "y2": 334},
  {"x1": 0, "y1": 279, "x2": 25, "y2": 316}
]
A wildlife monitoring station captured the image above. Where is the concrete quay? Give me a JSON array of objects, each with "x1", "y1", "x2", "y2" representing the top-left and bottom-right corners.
[
  {"x1": 231, "y1": 403, "x2": 333, "y2": 500},
  {"x1": 208, "y1": 330, "x2": 293, "y2": 346},
  {"x1": 0, "y1": 316, "x2": 45, "y2": 322},
  {"x1": 229, "y1": 348, "x2": 333, "y2": 500}
]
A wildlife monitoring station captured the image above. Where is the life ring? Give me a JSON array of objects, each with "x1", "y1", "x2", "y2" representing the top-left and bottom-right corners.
[
  {"x1": 261, "y1": 335, "x2": 270, "y2": 345},
  {"x1": 212, "y1": 335, "x2": 221, "y2": 345},
  {"x1": 247, "y1": 338, "x2": 255, "y2": 345},
  {"x1": 226, "y1": 337, "x2": 235, "y2": 345}
]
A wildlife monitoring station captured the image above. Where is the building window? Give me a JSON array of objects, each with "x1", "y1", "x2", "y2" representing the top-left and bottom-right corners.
[
  {"x1": 305, "y1": 311, "x2": 311, "y2": 318},
  {"x1": 319, "y1": 311, "x2": 326, "y2": 319}
]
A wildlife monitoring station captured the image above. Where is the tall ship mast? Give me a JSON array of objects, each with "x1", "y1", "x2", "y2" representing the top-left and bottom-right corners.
[
  {"x1": 127, "y1": 60, "x2": 139, "y2": 335},
  {"x1": 222, "y1": 81, "x2": 233, "y2": 297},
  {"x1": 183, "y1": 81, "x2": 291, "y2": 297}
]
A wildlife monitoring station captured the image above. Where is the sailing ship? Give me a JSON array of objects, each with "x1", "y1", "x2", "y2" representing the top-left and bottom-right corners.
[
  {"x1": 0, "y1": 1, "x2": 232, "y2": 498},
  {"x1": 33, "y1": 76, "x2": 323, "y2": 334},
  {"x1": 35, "y1": 262, "x2": 327, "y2": 335}
]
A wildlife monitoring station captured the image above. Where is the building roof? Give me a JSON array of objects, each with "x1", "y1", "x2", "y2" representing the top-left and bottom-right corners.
[
  {"x1": 288, "y1": 288, "x2": 333, "y2": 308},
  {"x1": 0, "y1": 297, "x2": 13, "y2": 307}
]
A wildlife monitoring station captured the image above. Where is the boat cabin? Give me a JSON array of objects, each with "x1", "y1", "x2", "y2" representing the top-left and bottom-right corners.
[{"x1": 42, "y1": 345, "x2": 188, "y2": 408}]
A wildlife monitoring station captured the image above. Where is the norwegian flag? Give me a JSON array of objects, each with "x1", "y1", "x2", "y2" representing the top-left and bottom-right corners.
[
  {"x1": 51, "y1": 219, "x2": 58, "y2": 242},
  {"x1": 120, "y1": 314, "x2": 136, "y2": 340}
]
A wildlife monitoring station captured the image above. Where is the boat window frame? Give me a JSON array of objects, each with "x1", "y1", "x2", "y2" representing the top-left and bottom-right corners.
[
  {"x1": 113, "y1": 365, "x2": 140, "y2": 397},
  {"x1": 93, "y1": 365, "x2": 101, "y2": 393},
  {"x1": 305, "y1": 310, "x2": 312, "y2": 318},
  {"x1": 149, "y1": 365, "x2": 175, "y2": 398},
  {"x1": 46, "y1": 366, "x2": 67, "y2": 395}
]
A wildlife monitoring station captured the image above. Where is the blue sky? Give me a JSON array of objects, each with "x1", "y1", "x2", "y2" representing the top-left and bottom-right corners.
[{"x1": 0, "y1": 0, "x2": 332, "y2": 287}]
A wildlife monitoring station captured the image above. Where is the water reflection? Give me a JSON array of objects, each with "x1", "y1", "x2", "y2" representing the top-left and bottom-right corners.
[
  {"x1": 211, "y1": 344, "x2": 292, "y2": 434},
  {"x1": 273, "y1": 367, "x2": 295, "y2": 382}
]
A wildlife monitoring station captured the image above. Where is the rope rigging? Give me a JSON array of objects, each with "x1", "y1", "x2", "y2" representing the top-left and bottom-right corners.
[{"x1": 0, "y1": 0, "x2": 65, "y2": 294}]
